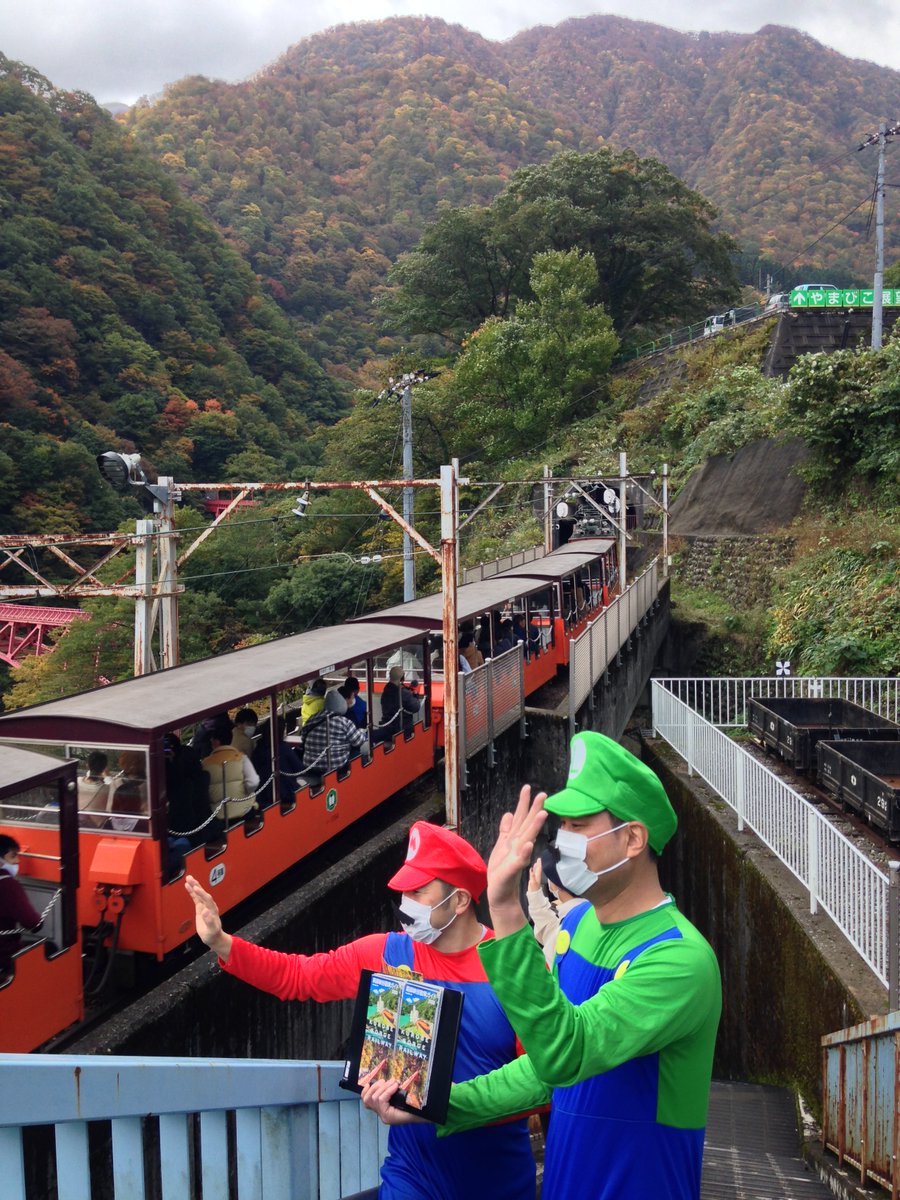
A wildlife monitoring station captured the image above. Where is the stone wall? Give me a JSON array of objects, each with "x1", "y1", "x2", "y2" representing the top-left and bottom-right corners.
[{"x1": 675, "y1": 534, "x2": 795, "y2": 606}]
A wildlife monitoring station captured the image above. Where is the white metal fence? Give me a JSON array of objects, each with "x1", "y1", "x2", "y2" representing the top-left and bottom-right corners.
[
  {"x1": 651, "y1": 679, "x2": 898, "y2": 992},
  {"x1": 569, "y1": 560, "x2": 662, "y2": 734},
  {"x1": 660, "y1": 676, "x2": 900, "y2": 729},
  {"x1": 463, "y1": 544, "x2": 547, "y2": 584},
  {"x1": 459, "y1": 645, "x2": 525, "y2": 785}
]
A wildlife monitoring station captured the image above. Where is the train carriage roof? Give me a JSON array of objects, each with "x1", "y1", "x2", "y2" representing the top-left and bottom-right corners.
[
  {"x1": 0, "y1": 745, "x2": 77, "y2": 795},
  {"x1": 495, "y1": 549, "x2": 602, "y2": 582},
  {"x1": 0, "y1": 622, "x2": 426, "y2": 742},
  {"x1": 350, "y1": 575, "x2": 553, "y2": 630},
  {"x1": 546, "y1": 538, "x2": 615, "y2": 557}
]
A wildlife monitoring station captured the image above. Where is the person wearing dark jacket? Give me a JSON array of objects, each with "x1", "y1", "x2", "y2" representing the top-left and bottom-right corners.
[
  {"x1": 0, "y1": 834, "x2": 43, "y2": 983},
  {"x1": 379, "y1": 666, "x2": 421, "y2": 737}
]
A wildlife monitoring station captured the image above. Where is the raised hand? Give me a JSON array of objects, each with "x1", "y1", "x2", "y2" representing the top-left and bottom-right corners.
[
  {"x1": 185, "y1": 874, "x2": 232, "y2": 961},
  {"x1": 486, "y1": 785, "x2": 547, "y2": 937},
  {"x1": 527, "y1": 858, "x2": 543, "y2": 894}
]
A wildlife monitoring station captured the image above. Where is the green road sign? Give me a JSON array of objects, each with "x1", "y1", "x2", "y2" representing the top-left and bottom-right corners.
[{"x1": 790, "y1": 288, "x2": 899, "y2": 308}]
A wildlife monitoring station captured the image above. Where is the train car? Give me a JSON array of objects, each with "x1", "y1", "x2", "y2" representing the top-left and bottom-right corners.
[
  {"x1": 0, "y1": 537, "x2": 619, "y2": 1046},
  {"x1": 817, "y1": 741, "x2": 900, "y2": 840},
  {"x1": 0, "y1": 622, "x2": 433, "y2": 964},
  {"x1": 748, "y1": 696, "x2": 900, "y2": 771},
  {"x1": 0, "y1": 747, "x2": 82, "y2": 1051}
]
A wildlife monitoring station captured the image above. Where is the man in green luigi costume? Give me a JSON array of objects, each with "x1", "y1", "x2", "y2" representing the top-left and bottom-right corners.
[{"x1": 362, "y1": 732, "x2": 721, "y2": 1200}]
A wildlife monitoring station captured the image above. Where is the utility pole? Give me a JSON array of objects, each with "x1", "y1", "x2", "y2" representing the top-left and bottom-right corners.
[
  {"x1": 376, "y1": 370, "x2": 439, "y2": 601},
  {"x1": 858, "y1": 121, "x2": 899, "y2": 350},
  {"x1": 543, "y1": 466, "x2": 553, "y2": 553},
  {"x1": 873, "y1": 123, "x2": 886, "y2": 350},
  {"x1": 401, "y1": 382, "x2": 415, "y2": 601},
  {"x1": 618, "y1": 451, "x2": 628, "y2": 589}
]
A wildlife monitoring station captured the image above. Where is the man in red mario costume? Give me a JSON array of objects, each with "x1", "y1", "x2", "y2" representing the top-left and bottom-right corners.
[{"x1": 186, "y1": 819, "x2": 535, "y2": 1200}]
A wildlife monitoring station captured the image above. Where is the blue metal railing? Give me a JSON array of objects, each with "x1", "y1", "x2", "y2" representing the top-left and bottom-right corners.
[{"x1": 0, "y1": 1054, "x2": 386, "y2": 1200}]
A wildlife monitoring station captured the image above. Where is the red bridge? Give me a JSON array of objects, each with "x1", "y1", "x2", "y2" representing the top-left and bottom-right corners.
[{"x1": 0, "y1": 604, "x2": 90, "y2": 668}]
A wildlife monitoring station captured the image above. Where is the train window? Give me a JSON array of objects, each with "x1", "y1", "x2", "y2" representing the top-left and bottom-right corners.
[
  {"x1": 0, "y1": 782, "x2": 59, "y2": 827},
  {"x1": 58, "y1": 745, "x2": 152, "y2": 835}
]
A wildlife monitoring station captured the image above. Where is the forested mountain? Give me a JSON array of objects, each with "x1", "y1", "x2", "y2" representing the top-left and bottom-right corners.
[
  {"x1": 0, "y1": 57, "x2": 342, "y2": 535},
  {"x1": 503, "y1": 18, "x2": 900, "y2": 277},
  {"x1": 121, "y1": 15, "x2": 900, "y2": 371},
  {"x1": 124, "y1": 19, "x2": 594, "y2": 370}
]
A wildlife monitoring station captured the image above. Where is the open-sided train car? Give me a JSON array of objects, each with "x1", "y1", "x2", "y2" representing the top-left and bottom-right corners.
[
  {"x1": 0, "y1": 747, "x2": 82, "y2": 1051},
  {"x1": 0, "y1": 621, "x2": 433, "y2": 963}
]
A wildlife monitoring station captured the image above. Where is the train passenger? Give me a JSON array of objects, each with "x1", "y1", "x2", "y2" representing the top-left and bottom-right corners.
[
  {"x1": 230, "y1": 708, "x2": 259, "y2": 757},
  {"x1": 341, "y1": 677, "x2": 368, "y2": 729},
  {"x1": 252, "y1": 716, "x2": 305, "y2": 807},
  {"x1": 378, "y1": 665, "x2": 421, "y2": 739},
  {"x1": 494, "y1": 620, "x2": 515, "y2": 655},
  {"x1": 202, "y1": 720, "x2": 260, "y2": 824},
  {"x1": 298, "y1": 689, "x2": 368, "y2": 776},
  {"x1": 512, "y1": 613, "x2": 541, "y2": 656},
  {"x1": 526, "y1": 853, "x2": 579, "y2": 968},
  {"x1": 386, "y1": 645, "x2": 422, "y2": 685},
  {"x1": 300, "y1": 678, "x2": 328, "y2": 726},
  {"x1": 77, "y1": 750, "x2": 110, "y2": 829},
  {"x1": 363, "y1": 733, "x2": 722, "y2": 1200},
  {"x1": 0, "y1": 834, "x2": 43, "y2": 985},
  {"x1": 164, "y1": 732, "x2": 224, "y2": 856},
  {"x1": 107, "y1": 751, "x2": 149, "y2": 833},
  {"x1": 459, "y1": 632, "x2": 483, "y2": 671},
  {"x1": 184, "y1": 820, "x2": 536, "y2": 1200}
]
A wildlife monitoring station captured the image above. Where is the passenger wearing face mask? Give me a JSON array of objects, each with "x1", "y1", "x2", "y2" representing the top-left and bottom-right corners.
[
  {"x1": 184, "y1": 820, "x2": 535, "y2": 1200},
  {"x1": 0, "y1": 834, "x2": 43, "y2": 984},
  {"x1": 230, "y1": 709, "x2": 258, "y2": 757},
  {"x1": 363, "y1": 732, "x2": 722, "y2": 1200}
]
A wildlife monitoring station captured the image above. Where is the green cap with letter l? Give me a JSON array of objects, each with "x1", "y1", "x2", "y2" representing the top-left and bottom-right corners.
[{"x1": 544, "y1": 731, "x2": 678, "y2": 854}]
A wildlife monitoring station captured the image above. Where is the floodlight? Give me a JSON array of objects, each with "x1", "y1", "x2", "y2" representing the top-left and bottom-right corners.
[{"x1": 97, "y1": 451, "x2": 144, "y2": 491}]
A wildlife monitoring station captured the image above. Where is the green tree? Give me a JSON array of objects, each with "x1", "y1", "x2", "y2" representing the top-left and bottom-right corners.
[
  {"x1": 380, "y1": 149, "x2": 738, "y2": 341},
  {"x1": 265, "y1": 555, "x2": 379, "y2": 632},
  {"x1": 451, "y1": 250, "x2": 619, "y2": 459},
  {"x1": 780, "y1": 341, "x2": 900, "y2": 498}
]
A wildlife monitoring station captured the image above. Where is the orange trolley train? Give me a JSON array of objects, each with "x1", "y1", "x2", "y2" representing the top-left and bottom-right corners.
[
  {"x1": 0, "y1": 747, "x2": 82, "y2": 1051},
  {"x1": 0, "y1": 537, "x2": 618, "y2": 1050}
]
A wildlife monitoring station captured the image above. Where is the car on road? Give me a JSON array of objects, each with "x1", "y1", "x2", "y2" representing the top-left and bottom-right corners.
[{"x1": 765, "y1": 293, "x2": 790, "y2": 311}]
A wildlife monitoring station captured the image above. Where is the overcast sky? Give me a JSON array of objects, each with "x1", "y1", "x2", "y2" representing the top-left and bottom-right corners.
[{"x1": 0, "y1": 0, "x2": 896, "y2": 105}]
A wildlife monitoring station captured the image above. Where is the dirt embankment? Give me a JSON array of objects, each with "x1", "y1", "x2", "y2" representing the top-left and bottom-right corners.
[{"x1": 669, "y1": 437, "x2": 809, "y2": 538}]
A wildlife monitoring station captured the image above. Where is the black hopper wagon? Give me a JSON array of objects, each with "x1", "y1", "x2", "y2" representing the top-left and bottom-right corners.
[
  {"x1": 747, "y1": 696, "x2": 900, "y2": 772},
  {"x1": 818, "y1": 741, "x2": 900, "y2": 840}
]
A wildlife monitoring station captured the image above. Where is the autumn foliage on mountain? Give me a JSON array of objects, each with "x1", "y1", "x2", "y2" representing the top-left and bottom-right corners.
[
  {"x1": 125, "y1": 15, "x2": 900, "y2": 369},
  {"x1": 0, "y1": 55, "x2": 342, "y2": 535}
]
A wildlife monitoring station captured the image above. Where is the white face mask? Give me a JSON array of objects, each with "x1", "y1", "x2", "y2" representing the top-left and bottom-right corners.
[
  {"x1": 3, "y1": 860, "x2": 19, "y2": 878},
  {"x1": 243, "y1": 725, "x2": 257, "y2": 737},
  {"x1": 398, "y1": 888, "x2": 460, "y2": 944},
  {"x1": 554, "y1": 825, "x2": 629, "y2": 896}
]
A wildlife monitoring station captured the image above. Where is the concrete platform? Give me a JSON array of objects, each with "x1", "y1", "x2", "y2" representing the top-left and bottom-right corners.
[{"x1": 702, "y1": 1081, "x2": 832, "y2": 1198}]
